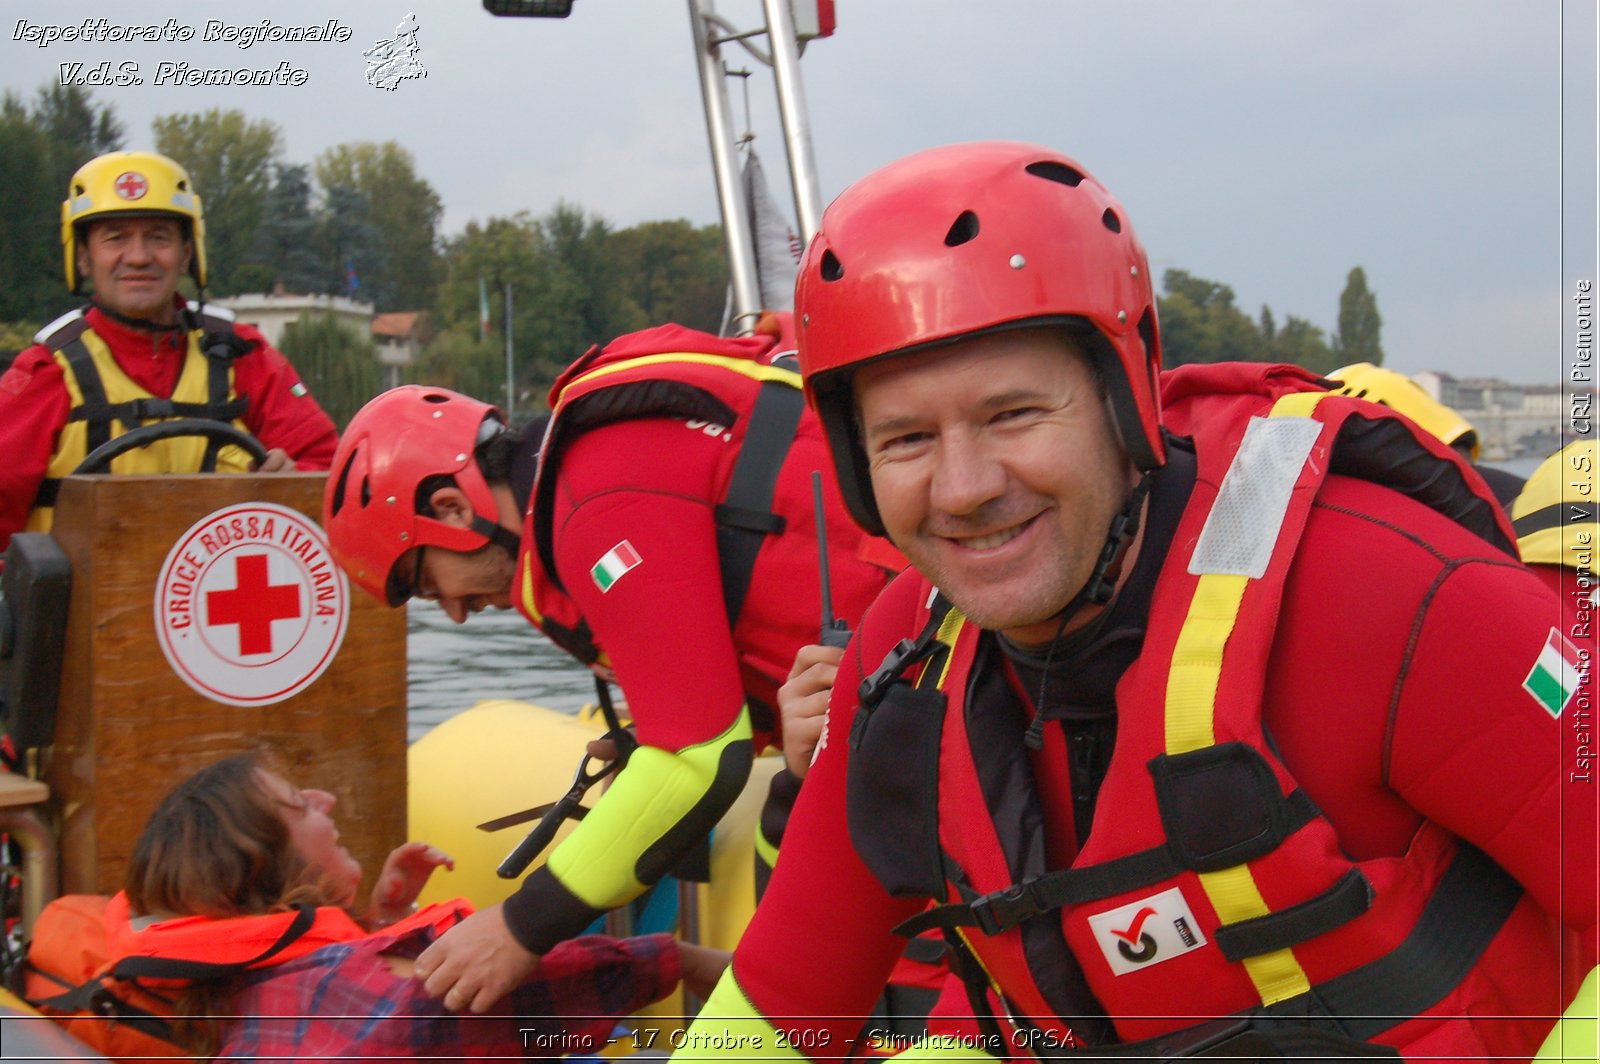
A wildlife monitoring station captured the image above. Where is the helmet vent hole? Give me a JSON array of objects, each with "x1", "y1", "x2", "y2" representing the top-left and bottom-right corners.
[
  {"x1": 944, "y1": 210, "x2": 980, "y2": 247},
  {"x1": 330, "y1": 454, "x2": 358, "y2": 517},
  {"x1": 1024, "y1": 161, "x2": 1084, "y2": 187},
  {"x1": 360, "y1": 475, "x2": 372, "y2": 508},
  {"x1": 1101, "y1": 209, "x2": 1122, "y2": 234},
  {"x1": 820, "y1": 250, "x2": 844, "y2": 282},
  {"x1": 422, "y1": 392, "x2": 449, "y2": 404}
]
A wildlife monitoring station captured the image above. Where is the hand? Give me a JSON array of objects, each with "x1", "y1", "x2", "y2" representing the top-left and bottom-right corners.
[
  {"x1": 369, "y1": 842, "x2": 454, "y2": 925},
  {"x1": 414, "y1": 902, "x2": 540, "y2": 1013},
  {"x1": 678, "y1": 942, "x2": 732, "y2": 1002},
  {"x1": 253, "y1": 447, "x2": 296, "y2": 473},
  {"x1": 778, "y1": 643, "x2": 843, "y2": 778}
]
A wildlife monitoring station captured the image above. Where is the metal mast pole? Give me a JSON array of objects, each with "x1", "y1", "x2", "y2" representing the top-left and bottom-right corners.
[
  {"x1": 760, "y1": 0, "x2": 823, "y2": 243},
  {"x1": 688, "y1": 0, "x2": 762, "y2": 336}
]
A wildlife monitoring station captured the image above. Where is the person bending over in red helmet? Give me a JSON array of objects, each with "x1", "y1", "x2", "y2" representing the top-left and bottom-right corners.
[
  {"x1": 323, "y1": 324, "x2": 903, "y2": 1015},
  {"x1": 673, "y1": 141, "x2": 1595, "y2": 1063}
]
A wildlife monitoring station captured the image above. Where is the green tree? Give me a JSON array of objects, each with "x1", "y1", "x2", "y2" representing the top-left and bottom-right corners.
[
  {"x1": 431, "y1": 214, "x2": 544, "y2": 402},
  {"x1": 1272, "y1": 316, "x2": 1339, "y2": 375},
  {"x1": 32, "y1": 84, "x2": 124, "y2": 193},
  {"x1": 1333, "y1": 266, "x2": 1383, "y2": 367},
  {"x1": 314, "y1": 142, "x2": 442, "y2": 311},
  {"x1": 0, "y1": 95, "x2": 64, "y2": 324},
  {"x1": 278, "y1": 312, "x2": 381, "y2": 429},
  {"x1": 409, "y1": 324, "x2": 507, "y2": 406},
  {"x1": 1156, "y1": 269, "x2": 1269, "y2": 366},
  {"x1": 0, "y1": 85, "x2": 124, "y2": 325},
  {"x1": 152, "y1": 109, "x2": 281, "y2": 296},
  {"x1": 314, "y1": 185, "x2": 383, "y2": 302},
  {"x1": 250, "y1": 164, "x2": 323, "y2": 295},
  {"x1": 610, "y1": 219, "x2": 728, "y2": 333}
]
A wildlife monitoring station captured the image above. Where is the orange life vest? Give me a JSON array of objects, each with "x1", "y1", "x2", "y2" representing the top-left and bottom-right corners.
[{"x1": 22, "y1": 892, "x2": 466, "y2": 1063}]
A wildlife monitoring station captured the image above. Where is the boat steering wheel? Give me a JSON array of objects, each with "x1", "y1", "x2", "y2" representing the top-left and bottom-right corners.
[{"x1": 71, "y1": 418, "x2": 270, "y2": 475}]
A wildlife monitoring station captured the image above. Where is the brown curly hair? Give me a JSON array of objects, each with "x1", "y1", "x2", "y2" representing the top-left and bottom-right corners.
[{"x1": 123, "y1": 751, "x2": 344, "y2": 1056}]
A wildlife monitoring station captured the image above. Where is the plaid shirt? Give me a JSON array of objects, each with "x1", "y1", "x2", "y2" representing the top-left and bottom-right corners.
[{"x1": 217, "y1": 930, "x2": 679, "y2": 1061}]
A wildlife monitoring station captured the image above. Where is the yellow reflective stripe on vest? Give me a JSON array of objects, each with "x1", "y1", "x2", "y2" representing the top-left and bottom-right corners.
[
  {"x1": 551, "y1": 351, "x2": 801, "y2": 414},
  {"x1": 1165, "y1": 392, "x2": 1333, "y2": 1007},
  {"x1": 931, "y1": 608, "x2": 969, "y2": 688}
]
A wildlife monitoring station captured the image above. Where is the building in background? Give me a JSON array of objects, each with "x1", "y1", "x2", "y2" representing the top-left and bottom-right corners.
[{"x1": 1413, "y1": 371, "x2": 1579, "y2": 460}]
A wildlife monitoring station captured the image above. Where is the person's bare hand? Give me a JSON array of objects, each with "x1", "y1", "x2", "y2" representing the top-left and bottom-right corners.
[
  {"x1": 253, "y1": 447, "x2": 295, "y2": 473},
  {"x1": 369, "y1": 842, "x2": 453, "y2": 925},
  {"x1": 678, "y1": 942, "x2": 732, "y2": 1001},
  {"x1": 413, "y1": 903, "x2": 540, "y2": 1013},
  {"x1": 779, "y1": 643, "x2": 843, "y2": 778}
]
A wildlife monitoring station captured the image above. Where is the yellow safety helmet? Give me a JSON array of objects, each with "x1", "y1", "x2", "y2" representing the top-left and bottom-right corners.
[
  {"x1": 61, "y1": 150, "x2": 206, "y2": 293},
  {"x1": 1512, "y1": 439, "x2": 1598, "y2": 572},
  {"x1": 1328, "y1": 362, "x2": 1480, "y2": 461}
]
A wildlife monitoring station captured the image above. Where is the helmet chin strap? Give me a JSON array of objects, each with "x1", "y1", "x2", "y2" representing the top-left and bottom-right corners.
[
  {"x1": 470, "y1": 514, "x2": 523, "y2": 560},
  {"x1": 1022, "y1": 470, "x2": 1154, "y2": 750}
]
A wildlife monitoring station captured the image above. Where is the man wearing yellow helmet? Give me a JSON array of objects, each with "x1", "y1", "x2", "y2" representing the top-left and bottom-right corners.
[
  {"x1": 0, "y1": 150, "x2": 338, "y2": 555},
  {"x1": 1327, "y1": 362, "x2": 1528, "y2": 507}
]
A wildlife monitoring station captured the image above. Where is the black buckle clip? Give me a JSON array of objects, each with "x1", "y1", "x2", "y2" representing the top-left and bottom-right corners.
[{"x1": 968, "y1": 881, "x2": 1042, "y2": 936}]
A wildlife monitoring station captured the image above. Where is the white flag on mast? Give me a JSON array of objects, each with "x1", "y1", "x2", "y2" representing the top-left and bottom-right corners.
[{"x1": 742, "y1": 148, "x2": 802, "y2": 312}]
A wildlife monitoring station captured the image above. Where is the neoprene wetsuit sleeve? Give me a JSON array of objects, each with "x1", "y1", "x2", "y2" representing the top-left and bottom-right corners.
[
  {"x1": 1533, "y1": 966, "x2": 1598, "y2": 1063},
  {"x1": 501, "y1": 708, "x2": 754, "y2": 954}
]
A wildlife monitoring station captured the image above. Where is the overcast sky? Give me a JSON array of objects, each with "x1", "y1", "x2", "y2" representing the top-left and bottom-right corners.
[{"x1": 5, "y1": 1, "x2": 1595, "y2": 385}]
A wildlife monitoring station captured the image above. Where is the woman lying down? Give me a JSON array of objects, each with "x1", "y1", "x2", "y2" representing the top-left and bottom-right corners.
[{"x1": 25, "y1": 751, "x2": 727, "y2": 1061}]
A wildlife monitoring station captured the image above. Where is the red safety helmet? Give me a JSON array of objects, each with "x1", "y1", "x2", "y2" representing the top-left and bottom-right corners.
[
  {"x1": 797, "y1": 141, "x2": 1164, "y2": 535},
  {"x1": 323, "y1": 386, "x2": 507, "y2": 605}
]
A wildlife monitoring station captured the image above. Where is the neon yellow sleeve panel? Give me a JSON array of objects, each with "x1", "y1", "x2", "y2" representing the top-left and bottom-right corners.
[
  {"x1": 547, "y1": 706, "x2": 753, "y2": 910},
  {"x1": 671, "y1": 969, "x2": 803, "y2": 1063},
  {"x1": 1534, "y1": 965, "x2": 1598, "y2": 1062}
]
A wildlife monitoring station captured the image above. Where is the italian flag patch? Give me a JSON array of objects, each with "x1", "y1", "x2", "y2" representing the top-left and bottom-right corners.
[
  {"x1": 590, "y1": 540, "x2": 642, "y2": 593},
  {"x1": 1523, "y1": 627, "x2": 1582, "y2": 718}
]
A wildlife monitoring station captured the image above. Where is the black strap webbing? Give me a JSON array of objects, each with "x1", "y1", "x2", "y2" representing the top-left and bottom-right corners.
[
  {"x1": 59, "y1": 338, "x2": 113, "y2": 456},
  {"x1": 1515, "y1": 500, "x2": 1595, "y2": 539},
  {"x1": 714, "y1": 377, "x2": 805, "y2": 627},
  {"x1": 1213, "y1": 868, "x2": 1372, "y2": 962},
  {"x1": 895, "y1": 789, "x2": 1320, "y2": 939},
  {"x1": 1307, "y1": 843, "x2": 1522, "y2": 1040}
]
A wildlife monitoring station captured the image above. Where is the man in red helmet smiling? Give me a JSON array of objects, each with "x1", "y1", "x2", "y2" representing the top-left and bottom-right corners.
[
  {"x1": 673, "y1": 142, "x2": 1595, "y2": 1061},
  {"x1": 322, "y1": 324, "x2": 904, "y2": 1015}
]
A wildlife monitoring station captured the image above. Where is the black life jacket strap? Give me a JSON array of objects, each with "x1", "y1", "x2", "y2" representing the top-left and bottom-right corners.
[
  {"x1": 1306, "y1": 842, "x2": 1522, "y2": 1040},
  {"x1": 714, "y1": 374, "x2": 804, "y2": 627},
  {"x1": 59, "y1": 338, "x2": 113, "y2": 457},
  {"x1": 917, "y1": 843, "x2": 1516, "y2": 1055},
  {"x1": 41, "y1": 318, "x2": 250, "y2": 496},
  {"x1": 1515, "y1": 500, "x2": 1595, "y2": 540},
  {"x1": 894, "y1": 789, "x2": 1320, "y2": 939}
]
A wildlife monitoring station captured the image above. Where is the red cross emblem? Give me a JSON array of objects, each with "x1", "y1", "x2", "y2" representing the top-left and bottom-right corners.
[
  {"x1": 206, "y1": 553, "x2": 303, "y2": 655},
  {"x1": 113, "y1": 171, "x2": 148, "y2": 200}
]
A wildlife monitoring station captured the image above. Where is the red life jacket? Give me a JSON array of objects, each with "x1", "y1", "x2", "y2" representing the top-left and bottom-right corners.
[
  {"x1": 22, "y1": 891, "x2": 467, "y2": 1063},
  {"x1": 516, "y1": 323, "x2": 902, "y2": 721},
  {"x1": 846, "y1": 364, "x2": 1561, "y2": 1059}
]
